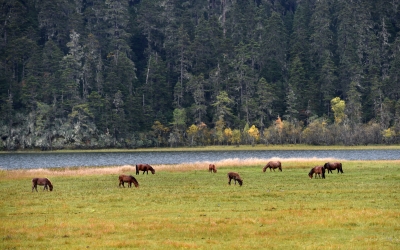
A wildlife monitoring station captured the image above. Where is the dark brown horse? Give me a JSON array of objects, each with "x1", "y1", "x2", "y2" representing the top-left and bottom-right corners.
[
  {"x1": 209, "y1": 164, "x2": 217, "y2": 173},
  {"x1": 227, "y1": 172, "x2": 243, "y2": 186},
  {"x1": 262, "y1": 161, "x2": 282, "y2": 172},
  {"x1": 324, "y1": 162, "x2": 343, "y2": 174},
  {"x1": 119, "y1": 175, "x2": 139, "y2": 188},
  {"x1": 32, "y1": 178, "x2": 53, "y2": 192},
  {"x1": 308, "y1": 166, "x2": 325, "y2": 179},
  {"x1": 135, "y1": 164, "x2": 155, "y2": 175}
]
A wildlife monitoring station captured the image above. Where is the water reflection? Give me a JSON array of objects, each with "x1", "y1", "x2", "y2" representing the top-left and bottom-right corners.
[{"x1": 0, "y1": 149, "x2": 399, "y2": 170}]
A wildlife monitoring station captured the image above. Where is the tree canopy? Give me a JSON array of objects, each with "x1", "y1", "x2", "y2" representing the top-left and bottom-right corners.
[{"x1": 1, "y1": 0, "x2": 400, "y2": 150}]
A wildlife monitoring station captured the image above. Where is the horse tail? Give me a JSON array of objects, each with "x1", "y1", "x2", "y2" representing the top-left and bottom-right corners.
[
  {"x1": 339, "y1": 163, "x2": 343, "y2": 173},
  {"x1": 135, "y1": 165, "x2": 139, "y2": 175}
]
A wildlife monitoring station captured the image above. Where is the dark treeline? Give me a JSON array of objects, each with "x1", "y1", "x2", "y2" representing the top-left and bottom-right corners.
[{"x1": 1, "y1": 0, "x2": 400, "y2": 150}]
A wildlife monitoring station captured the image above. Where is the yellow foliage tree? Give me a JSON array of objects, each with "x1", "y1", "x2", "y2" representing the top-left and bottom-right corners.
[
  {"x1": 331, "y1": 97, "x2": 346, "y2": 124},
  {"x1": 275, "y1": 116, "x2": 284, "y2": 135},
  {"x1": 186, "y1": 124, "x2": 198, "y2": 146},
  {"x1": 248, "y1": 125, "x2": 260, "y2": 145},
  {"x1": 224, "y1": 128, "x2": 233, "y2": 144},
  {"x1": 382, "y1": 128, "x2": 396, "y2": 139}
]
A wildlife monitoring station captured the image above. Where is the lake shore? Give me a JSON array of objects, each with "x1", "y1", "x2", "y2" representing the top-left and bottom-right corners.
[{"x1": 1, "y1": 144, "x2": 400, "y2": 154}]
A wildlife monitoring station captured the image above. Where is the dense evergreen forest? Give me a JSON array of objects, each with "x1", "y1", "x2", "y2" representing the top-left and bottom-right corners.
[{"x1": 1, "y1": 0, "x2": 400, "y2": 150}]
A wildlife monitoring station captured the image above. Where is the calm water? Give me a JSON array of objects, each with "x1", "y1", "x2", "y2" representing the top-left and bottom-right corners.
[{"x1": 0, "y1": 150, "x2": 399, "y2": 170}]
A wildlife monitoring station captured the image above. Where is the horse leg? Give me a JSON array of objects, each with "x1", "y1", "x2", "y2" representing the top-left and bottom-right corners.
[
  {"x1": 228, "y1": 178, "x2": 231, "y2": 185},
  {"x1": 32, "y1": 184, "x2": 38, "y2": 192}
]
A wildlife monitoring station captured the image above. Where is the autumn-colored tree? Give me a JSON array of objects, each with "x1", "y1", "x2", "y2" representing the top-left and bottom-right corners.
[
  {"x1": 247, "y1": 125, "x2": 259, "y2": 146},
  {"x1": 186, "y1": 124, "x2": 198, "y2": 146},
  {"x1": 331, "y1": 97, "x2": 346, "y2": 124},
  {"x1": 224, "y1": 127, "x2": 233, "y2": 145}
]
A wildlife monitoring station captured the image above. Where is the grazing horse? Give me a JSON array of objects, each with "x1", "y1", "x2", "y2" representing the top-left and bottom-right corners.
[
  {"x1": 324, "y1": 162, "x2": 343, "y2": 174},
  {"x1": 262, "y1": 161, "x2": 282, "y2": 172},
  {"x1": 227, "y1": 172, "x2": 243, "y2": 186},
  {"x1": 135, "y1": 164, "x2": 155, "y2": 175},
  {"x1": 119, "y1": 175, "x2": 139, "y2": 188},
  {"x1": 32, "y1": 178, "x2": 53, "y2": 192},
  {"x1": 209, "y1": 164, "x2": 217, "y2": 173},
  {"x1": 308, "y1": 166, "x2": 325, "y2": 179}
]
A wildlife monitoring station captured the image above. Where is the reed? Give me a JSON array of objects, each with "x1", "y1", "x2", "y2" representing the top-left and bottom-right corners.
[{"x1": 0, "y1": 159, "x2": 399, "y2": 249}]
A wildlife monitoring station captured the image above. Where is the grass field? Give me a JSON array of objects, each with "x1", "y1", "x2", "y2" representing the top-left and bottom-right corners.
[{"x1": 0, "y1": 159, "x2": 399, "y2": 249}]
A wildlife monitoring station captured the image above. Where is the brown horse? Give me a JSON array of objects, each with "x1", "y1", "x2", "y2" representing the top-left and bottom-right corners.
[
  {"x1": 308, "y1": 166, "x2": 325, "y2": 179},
  {"x1": 262, "y1": 161, "x2": 282, "y2": 172},
  {"x1": 227, "y1": 172, "x2": 243, "y2": 186},
  {"x1": 119, "y1": 175, "x2": 139, "y2": 188},
  {"x1": 135, "y1": 164, "x2": 155, "y2": 175},
  {"x1": 324, "y1": 162, "x2": 343, "y2": 174},
  {"x1": 209, "y1": 164, "x2": 217, "y2": 173},
  {"x1": 32, "y1": 178, "x2": 53, "y2": 192}
]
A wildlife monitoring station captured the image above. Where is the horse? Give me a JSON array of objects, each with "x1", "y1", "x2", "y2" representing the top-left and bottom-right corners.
[
  {"x1": 324, "y1": 162, "x2": 343, "y2": 174},
  {"x1": 209, "y1": 164, "x2": 217, "y2": 173},
  {"x1": 262, "y1": 161, "x2": 282, "y2": 172},
  {"x1": 119, "y1": 175, "x2": 139, "y2": 188},
  {"x1": 135, "y1": 164, "x2": 155, "y2": 175},
  {"x1": 32, "y1": 178, "x2": 53, "y2": 192},
  {"x1": 308, "y1": 166, "x2": 325, "y2": 179},
  {"x1": 227, "y1": 172, "x2": 243, "y2": 186}
]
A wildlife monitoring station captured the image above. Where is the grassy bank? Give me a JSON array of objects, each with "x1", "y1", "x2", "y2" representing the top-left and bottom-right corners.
[
  {"x1": 1, "y1": 159, "x2": 399, "y2": 249},
  {"x1": 1, "y1": 144, "x2": 400, "y2": 153}
]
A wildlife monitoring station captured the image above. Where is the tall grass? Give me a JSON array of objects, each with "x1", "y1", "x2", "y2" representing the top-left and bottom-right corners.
[{"x1": 1, "y1": 159, "x2": 399, "y2": 249}]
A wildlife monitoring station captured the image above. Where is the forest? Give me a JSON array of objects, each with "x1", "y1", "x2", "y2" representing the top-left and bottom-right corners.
[{"x1": 1, "y1": 0, "x2": 400, "y2": 150}]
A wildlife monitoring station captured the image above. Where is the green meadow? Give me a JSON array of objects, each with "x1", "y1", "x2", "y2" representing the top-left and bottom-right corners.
[{"x1": 0, "y1": 159, "x2": 399, "y2": 249}]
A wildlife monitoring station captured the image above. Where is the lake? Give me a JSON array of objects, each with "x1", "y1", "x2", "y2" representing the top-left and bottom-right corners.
[{"x1": 0, "y1": 149, "x2": 399, "y2": 170}]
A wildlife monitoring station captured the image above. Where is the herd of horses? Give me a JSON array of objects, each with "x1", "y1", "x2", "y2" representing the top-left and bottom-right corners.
[{"x1": 31, "y1": 161, "x2": 344, "y2": 191}]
